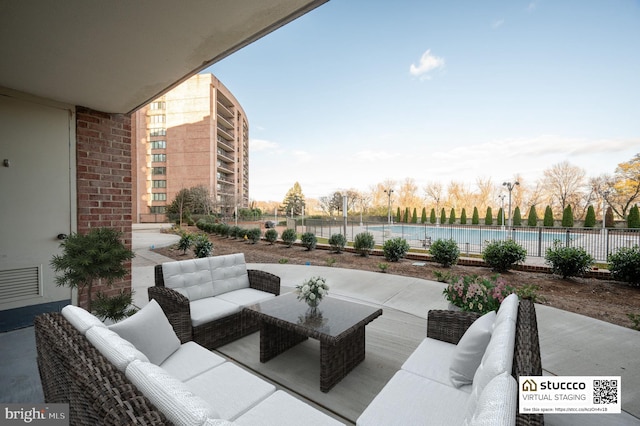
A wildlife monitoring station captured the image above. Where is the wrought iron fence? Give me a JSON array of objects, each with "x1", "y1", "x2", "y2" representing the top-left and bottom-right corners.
[{"x1": 300, "y1": 220, "x2": 640, "y2": 262}]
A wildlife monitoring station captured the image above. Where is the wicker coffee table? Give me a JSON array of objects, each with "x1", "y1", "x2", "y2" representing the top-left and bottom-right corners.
[{"x1": 244, "y1": 292, "x2": 383, "y2": 392}]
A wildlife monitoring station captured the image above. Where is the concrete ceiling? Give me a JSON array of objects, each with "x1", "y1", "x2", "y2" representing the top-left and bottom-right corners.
[{"x1": 0, "y1": 0, "x2": 328, "y2": 114}]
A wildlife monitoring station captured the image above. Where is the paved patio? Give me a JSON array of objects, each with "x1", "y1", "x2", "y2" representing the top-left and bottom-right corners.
[{"x1": 1, "y1": 225, "x2": 638, "y2": 425}]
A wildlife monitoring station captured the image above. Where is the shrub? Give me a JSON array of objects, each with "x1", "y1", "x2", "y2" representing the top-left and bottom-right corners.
[
  {"x1": 421, "y1": 208, "x2": 427, "y2": 224},
  {"x1": 584, "y1": 205, "x2": 596, "y2": 228},
  {"x1": 382, "y1": 237, "x2": 410, "y2": 262},
  {"x1": 460, "y1": 208, "x2": 467, "y2": 225},
  {"x1": 562, "y1": 205, "x2": 574, "y2": 227},
  {"x1": 246, "y1": 228, "x2": 261, "y2": 244},
  {"x1": 497, "y1": 208, "x2": 504, "y2": 226},
  {"x1": 301, "y1": 232, "x2": 317, "y2": 250},
  {"x1": 217, "y1": 223, "x2": 230, "y2": 237},
  {"x1": 484, "y1": 207, "x2": 492, "y2": 225},
  {"x1": 430, "y1": 208, "x2": 437, "y2": 224},
  {"x1": 605, "y1": 207, "x2": 614, "y2": 228},
  {"x1": 281, "y1": 228, "x2": 297, "y2": 247},
  {"x1": 440, "y1": 208, "x2": 446, "y2": 225},
  {"x1": 378, "y1": 262, "x2": 389, "y2": 273},
  {"x1": 472, "y1": 207, "x2": 479, "y2": 225},
  {"x1": 527, "y1": 206, "x2": 538, "y2": 226},
  {"x1": 608, "y1": 245, "x2": 640, "y2": 286},
  {"x1": 193, "y1": 234, "x2": 213, "y2": 258},
  {"x1": 513, "y1": 206, "x2": 522, "y2": 226},
  {"x1": 429, "y1": 238, "x2": 459, "y2": 268},
  {"x1": 543, "y1": 206, "x2": 554, "y2": 227},
  {"x1": 482, "y1": 239, "x2": 527, "y2": 272},
  {"x1": 628, "y1": 205, "x2": 640, "y2": 228},
  {"x1": 448, "y1": 208, "x2": 456, "y2": 224},
  {"x1": 328, "y1": 233, "x2": 346, "y2": 253},
  {"x1": 354, "y1": 232, "x2": 375, "y2": 257},
  {"x1": 177, "y1": 232, "x2": 194, "y2": 254},
  {"x1": 228, "y1": 226, "x2": 242, "y2": 238},
  {"x1": 411, "y1": 208, "x2": 418, "y2": 223},
  {"x1": 443, "y1": 274, "x2": 515, "y2": 314},
  {"x1": 92, "y1": 289, "x2": 137, "y2": 322},
  {"x1": 264, "y1": 229, "x2": 278, "y2": 244},
  {"x1": 544, "y1": 241, "x2": 594, "y2": 278}
]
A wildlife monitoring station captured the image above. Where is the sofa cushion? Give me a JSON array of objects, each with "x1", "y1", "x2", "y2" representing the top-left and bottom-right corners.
[
  {"x1": 209, "y1": 253, "x2": 251, "y2": 296},
  {"x1": 186, "y1": 362, "x2": 276, "y2": 421},
  {"x1": 202, "y1": 420, "x2": 237, "y2": 426},
  {"x1": 86, "y1": 326, "x2": 149, "y2": 371},
  {"x1": 190, "y1": 297, "x2": 241, "y2": 327},
  {"x1": 465, "y1": 372, "x2": 517, "y2": 426},
  {"x1": 450, "y1": 310, "x2": 496, "y2": 387},
  {"x1": 109, "y1": 299, "x2": 181, "y2": 365},
  {"x1": 234, "y1": 390, "x2": 345, "y2": 426},
  {"x1": 162, "y1": 258, "x2": 215, "y2": 301},
  {"x1": 160, "y1": 341, "x2": 226, "y2": 381},
  {"x1": 494, "y1": 293, "x2": 519, "y2": 328},
  {"x1": 356, "y1": 370, "x2": 469, "y2": 426},
  {"x1": 215, "y1": 288, "x2": 276, "y2": 307},
  {"x1": 61, "y1": 304, "x2": 106, "y2": 334},
  {"x1": 401, "y1": 337, "x2": 461, "y2": 389},
  {"x1": 125, "y1": 359, "x2": 219, "y2": 426}
]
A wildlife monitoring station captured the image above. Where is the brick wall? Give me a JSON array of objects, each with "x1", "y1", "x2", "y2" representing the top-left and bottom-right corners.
[{"x1": 76, "y1": 107, "x2": 133, "y2": 307}]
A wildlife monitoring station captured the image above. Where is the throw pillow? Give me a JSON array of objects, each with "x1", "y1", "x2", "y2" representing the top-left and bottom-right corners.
[
  {"x1": 450, "y1": 310, "x2": 496, "y2": 387},
  {"x1": 109, "y1": 299, "x2": 180, "y2": 365}
]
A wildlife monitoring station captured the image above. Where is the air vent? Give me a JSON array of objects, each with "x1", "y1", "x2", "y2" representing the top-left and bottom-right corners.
[{"x1": 0, "y1": 266, "x2": 41, "y2": 301}]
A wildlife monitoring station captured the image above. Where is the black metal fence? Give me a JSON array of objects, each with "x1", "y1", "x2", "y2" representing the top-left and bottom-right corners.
[{"x1": 300, "y1": 220, "x2": 640, "y2": 262}]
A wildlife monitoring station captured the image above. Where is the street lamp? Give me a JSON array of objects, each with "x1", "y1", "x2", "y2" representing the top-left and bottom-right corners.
[
  {"x1": 435, "y1": 197, "x2": 440, "y2": 226},
  {"x1": 502, "y1": 181, "x2": 519, "y2": 232},
  {"x1": 384, "y1": 189, "x2": 394, "y2": 224},
  {"x1": 498, "y1": 195, "x2": 506, "y2": 229}
]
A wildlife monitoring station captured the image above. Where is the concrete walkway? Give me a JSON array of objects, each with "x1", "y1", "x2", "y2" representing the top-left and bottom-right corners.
[{"x1": 1, "y1": 225, "x2": 638, "y2": 425}]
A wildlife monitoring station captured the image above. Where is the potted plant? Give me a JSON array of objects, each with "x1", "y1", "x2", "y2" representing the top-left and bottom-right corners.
[
  {"x1": 442, "y1": 274, "x2": 514, "y2": 314},
  {"x1": 50, "y1": 227, "x2": 135, "y2": 313}
]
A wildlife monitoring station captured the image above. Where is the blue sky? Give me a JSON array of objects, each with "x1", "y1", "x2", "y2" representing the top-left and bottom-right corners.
[{"x1": 206, "y1": 0, "x2": 640, "y2": 202}]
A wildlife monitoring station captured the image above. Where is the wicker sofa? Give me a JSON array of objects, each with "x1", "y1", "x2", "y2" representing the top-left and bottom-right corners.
[
  {"x1": 150, "y1": 253, "x2": 280, "y2": 349},
  {"x1": 357, "y1": 294, "x2": 544, "y2": 426},
  {"x1": 35, "y1": 301, "x2": 345, "y2": 426}
]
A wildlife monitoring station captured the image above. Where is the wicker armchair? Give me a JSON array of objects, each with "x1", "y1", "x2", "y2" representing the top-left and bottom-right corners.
[
  {"x1": 426, "y1": 298, "x2": 544, "y2": 426},
  {"x1": 150, "y1": 265, "x2": 280, "y2": 350}
]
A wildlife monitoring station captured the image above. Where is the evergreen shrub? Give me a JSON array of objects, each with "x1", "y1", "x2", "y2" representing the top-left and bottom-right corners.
[
  {"x1": 265, "y1": 229, "x2": 278, "y2": 244},
  {"x1": 328, "y1": 233, "x2": 347, "y2": 253},
  {"x1": 429, "y1": 238, "x2": 459, "y2": 268},
  {"x1": 354, "y1": 232, "x2": 375, "y2": 257},
  {"x1": 383, "y1": 237, "x2": 410, "y2": 262},
  {"x1": 301, "y1": 232, "x2": 317, "y2": 250},
  {"x1": 482, "y1": 239, "x2": 527, "y2": 272},
  {"x1": 544, "y1": 241, "x2": 594, "y2": 278},
  {"x1": 608, "y1": 246, "x2": 640, "y2": 286},
  {"x1": 281, "y1": 229, "x2": 297, "y2": 247}
]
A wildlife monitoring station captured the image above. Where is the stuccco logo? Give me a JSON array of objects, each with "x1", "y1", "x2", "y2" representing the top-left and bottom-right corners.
[{"x1": 522, "y1": 379, "x2": 587, "y2": 391}]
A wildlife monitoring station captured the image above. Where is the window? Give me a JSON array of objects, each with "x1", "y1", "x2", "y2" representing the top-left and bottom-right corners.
[
  {"x1": 150, "y1": 101, "x2": 165, "y2": 110},
  {"x1": 150, "y1": 128, "x2": 166, "y2": 137},
  {"x1": 152, "y1": 193, "x2": 167, "y2": 201},
  {"x1": 150, "y1": 140, "x2": 166, "y2": 149},
  {"x1": 150, "y1": 115, "x2": 165, "y2": 123},
  {"x1": 151, "y1": 167, "x2": 166, "y2": 175},
  {"x1": 152, "y1": 154, "x2": 166, "y2": 162},
  {"x1": 152, "y1": 180, "x2": 166, "y2": 188},
  {"x1": 150, "y1": 206, "x2": 166, "y2": 214}
]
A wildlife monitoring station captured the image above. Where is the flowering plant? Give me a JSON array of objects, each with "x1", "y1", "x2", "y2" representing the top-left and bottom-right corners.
[
  {"x1": 296, "y1": 276, "x2": 329, "y2": 307},
  {"x1": 443, "y1": 274, "x2": 514, "y2": 314}
]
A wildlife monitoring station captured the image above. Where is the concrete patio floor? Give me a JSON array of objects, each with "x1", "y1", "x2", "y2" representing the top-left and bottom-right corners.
[{"x1": 1, "y1": 225, "x2": 638, "y2": 425}]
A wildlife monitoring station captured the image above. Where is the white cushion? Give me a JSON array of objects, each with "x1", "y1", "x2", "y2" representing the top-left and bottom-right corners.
[
  {"x1": 209, "y1": 253, "x2": 250, "y2": 296},
  {"x1": 186, "y1": 363, "x2": 276, "y2": 421},
  {"x1": 108, "y1": 299, "x2": 181, "y2": 365},
  {"x1": 401, "y1": 337, "x2": 463, "y2": 389},
  {"x1": 465, "y1": 372, "x2": 517, "y2": 426},
  {"x1": 450, "y1": 311, "x2": 496, "y2": 387},
  {"x1": 466, "y1": 318, "x2": 516, "y2": 418},
  {"x1": 61, "y1": 304, "x2": 106, "y2": 334},
  {"x1": 86, "y1": 326, "x2": 149, "y2": 371},
  {"x1": 202, "y1": 420, "x2": 237, "y2": 426},
  {"x1": 494, "y1": 293, "x2": 519, "y2": 328},
  {"x1": 160, "y1": 341, "x2": 226, "y2": 381},
  {"x1": 125, "y1": 360, "x2": 218, "y2": 426},
  {"x1": 234, "y1": 391, "x2": 345, "y2": 426},
  {"x1": 162, "y1": 258, "x2": 215, "y2": 301},
  {"x1": 189, "y1": 298, "x2": 241, "y2": 327},
  {"x1": 356, "y1": 370, "x2": 469, "y2": 426},
  {"x1": 215, "y1": 288, "x2": 275, "y2": 307}
]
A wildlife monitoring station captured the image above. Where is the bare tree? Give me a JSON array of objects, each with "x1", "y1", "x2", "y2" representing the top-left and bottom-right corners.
[
  {"x1": 542, "y1": 161, "x2": 586, "y2": 212},
  {"x1": 398, "y1": 178, "x2": 422, "y2": 211},
  {"x1": 424, "y1": 181, "x2": 444, "y2": 210}
]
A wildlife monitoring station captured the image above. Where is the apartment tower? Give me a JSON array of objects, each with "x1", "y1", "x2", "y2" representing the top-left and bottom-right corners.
[{"x1": 132, "y1": 74, "x2": 249, "y2": 222}]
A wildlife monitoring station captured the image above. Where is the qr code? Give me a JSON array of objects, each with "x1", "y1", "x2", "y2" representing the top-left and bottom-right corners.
[{"x1": 593, "y1": 379, "x2": 618, "y2": 404}]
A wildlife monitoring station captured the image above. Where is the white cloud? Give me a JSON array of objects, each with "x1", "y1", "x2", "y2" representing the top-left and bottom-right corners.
[
  {"x1": 492, "y1": 19, "x2": 504, "y2": 29},
  {"x1": 250, "y1": 138, "x2": 279, "y2": 152},
  {"x1": 409, "y1": 49, "x2": 445, "y2": 80}
]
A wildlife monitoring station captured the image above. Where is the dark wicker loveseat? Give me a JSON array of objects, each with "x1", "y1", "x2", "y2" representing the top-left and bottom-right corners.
[
  {"x1": 425, "y1": 298, "x2": 544, "y2": 426},
  {"x1": 150, "y1": 264, "x2": 280, "y2": 349}
]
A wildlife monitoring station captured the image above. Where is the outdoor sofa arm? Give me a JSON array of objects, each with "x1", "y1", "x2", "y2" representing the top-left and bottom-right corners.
[
  {"x1": 148, "y1": 286, "x2": 192, "y2": 344},
  {"x1": 248, "y1": 269, "x2": 281, "y2": 296},
  {"x1": 426, "y1": 309, "x2": 482, "y2": 345}
]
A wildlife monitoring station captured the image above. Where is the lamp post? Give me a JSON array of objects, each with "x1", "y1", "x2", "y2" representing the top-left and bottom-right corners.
[
  {"x1": 384, "y1": 189, "x2": 394, "y2": 224},
  {"x1": 498, "y1": 194, "x2": 506, "y2": 230},
  {"x1": 502, "y1": 181, "x2": 519, "y2": 235},
  {"x1": 435, "y1": 197, "x2": 440, "y2": 227}
]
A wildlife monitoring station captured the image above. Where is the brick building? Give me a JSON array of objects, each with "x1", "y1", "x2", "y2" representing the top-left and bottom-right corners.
[{"x1": 132, "y1": 74, "x2": 249, "y2": 223}]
